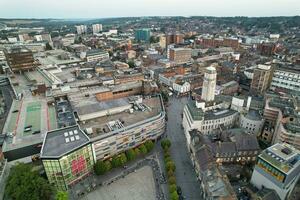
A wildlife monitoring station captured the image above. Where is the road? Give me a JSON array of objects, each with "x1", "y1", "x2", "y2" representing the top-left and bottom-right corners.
[{"x1": 165, "y1": 96, "x2": 202, "y2": 200}]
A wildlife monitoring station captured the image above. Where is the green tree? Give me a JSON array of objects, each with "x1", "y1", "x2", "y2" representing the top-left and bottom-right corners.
[
  {"x1": 170, "y1": 191, "x2": 179, "y2": 200},
  {"x1": 5, "y1": 163, "x2": 53, "y2": 200},
  {"x1": 119, "y1": 153, "x2": 127, "y2": 166},
  {"x1": 139, "y1": 144, "x2": 148, "y2": 155},
  {"x1": 56, "y1": 191, "x2": 68, "y2": 200},
  {"x1": 127, "y1": 60, "x2": 135, "y2": 68},
  {"x1": 169, "y1": 184, "x2": 177, "y2": 193},
  {"x1": 45, "y1": 42, "x2": 53, "y2": 50},
  {"x1": 161, "y1": 139, "x2": 171, "y2": 150},
  {"x1": 126, "y1": 149, "x2": 136, "y2": 161},
  {"x1": 166, "y1": 161, "x2": 176, "y2": 172},
  {"x1": 134, "y1": 148, "x2": 141, "y2": 156},
  {"x1": 164, "y1": 156, "x2": 172, "y2": 164},
  {"x1": 168, "y1": 176, "x2": 176, "y2": 185},
  {"x1": 145, "y1": 140, "x2": 154, "y2": 152},
  {"x1": 104, "y1": 161, "x2": 112, "y2": 171},
  {"x1": 94, "y1": 161, "x2": 108, "y2": 175},
  {"x1": 167, "y1": 169, "x2": 174, "y2": 177},
  {"x1": 111, "y1": 155, "x2": 120, "y2": 168}
]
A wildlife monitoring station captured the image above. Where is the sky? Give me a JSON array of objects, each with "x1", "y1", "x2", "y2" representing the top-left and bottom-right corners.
[{"x1": 0, "y1": 0, "x2": 299, "y2": 19}]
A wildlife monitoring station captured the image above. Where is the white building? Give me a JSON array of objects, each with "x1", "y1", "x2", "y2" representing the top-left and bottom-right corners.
[
  {"x1": 173, "y1": 82, "x2": 190, "y2": 94},
  {"x1": 270, "y1": 68, "x2": 300, "y2": 93},
  {"x1": 182, "y1": 100, "x2": 238, "y2": 146},
  {"x1": 240, "y1": 109, "x2": 263, "y2": 135},
  {"x1": 85, "y1": 50, "x2": 109, "y2": 63},
  {"x1": 251, "y1": 143, "x2": 300, "y2": 200},
  {"x1": 76, "y1": 25, "x2": 87, "y2": 35},
  {"x1": 201, "y1": 66, "x2": 217, "y2": 102},
  {"x1": 92, "y1": 24, "x2": 102, "y2": 34}
]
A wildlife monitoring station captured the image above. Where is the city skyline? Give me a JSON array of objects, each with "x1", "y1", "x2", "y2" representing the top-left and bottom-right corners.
[{"x1": 0, "y1": 0, "x2": 299, "y2": 19}]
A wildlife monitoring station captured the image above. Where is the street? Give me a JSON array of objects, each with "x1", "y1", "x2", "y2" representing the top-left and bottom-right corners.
[{"x1": 165, "y1": 96, "x2": 202, "y2": 200}]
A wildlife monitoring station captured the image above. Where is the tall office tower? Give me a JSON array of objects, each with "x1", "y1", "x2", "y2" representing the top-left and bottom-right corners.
[
  {"x1": 159, "y1": 35, "x2": 166, "y2": 49},
  {"x1": 251, "y1": 143, "x2": 300, "y2": 200},
  {"x1": 135, "y1": 28, "x2": 151, "y2": 41},
  {"x1": 250, "y1": 64, "x2": 273, "y2": 94},
  {"x1": 201, "y1": 66, "x2": 217, "y2": 102},
  {"x1": 92, "y1": 24, "x2": 102, "y2": 34},
  {"x1": 76, "y1": 25, "x2": 87, "y2": 35}
]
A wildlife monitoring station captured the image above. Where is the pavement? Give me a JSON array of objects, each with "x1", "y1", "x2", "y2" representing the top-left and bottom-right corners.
[
  {"x1": 165, "y1": 96, "x2": 202, "y2": 200},
  {"x1": 82, "y1": 166, "x2": 156, "y2": 200}
]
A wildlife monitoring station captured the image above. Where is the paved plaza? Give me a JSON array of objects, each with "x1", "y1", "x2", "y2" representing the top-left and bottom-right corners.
[{"x1": 81, "y1": 166, "x2": 156, "y2": 200}]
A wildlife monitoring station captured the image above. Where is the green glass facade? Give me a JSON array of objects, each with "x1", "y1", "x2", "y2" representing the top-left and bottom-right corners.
[{"x1": 43, "y1": 144, "x2": 95, "y2": 190}]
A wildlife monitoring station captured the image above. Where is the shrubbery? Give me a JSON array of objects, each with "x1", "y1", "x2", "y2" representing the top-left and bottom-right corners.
[
  {"x1": 161, "y1": 139, "x2": 179, "y2": 200},
  {"x1": 94, "y1": 140, "x2": 155, "y2": 175}
]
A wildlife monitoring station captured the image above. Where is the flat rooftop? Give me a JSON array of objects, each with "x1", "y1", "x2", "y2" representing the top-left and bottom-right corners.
[
  {"x1": 260, "y1": 143, "x2": 300, "y2": 174},
  {"x1": 79, "y1": 96, "x2": 163, "y2": 139},
  {"x1": 40, "y1": 125, "x2": 90, "y2": 158}
]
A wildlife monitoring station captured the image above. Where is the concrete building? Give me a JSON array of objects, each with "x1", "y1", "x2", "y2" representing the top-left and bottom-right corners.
[
  {"x1": 250, "y1": 143, "x2": 300, "y2": 200},
  {"x1": 250, "y1": 65, "x2": 273, "y2": 94},
  {"x1": 240, "y1": 109, "x2": 264, "y2": 135},
  {"x1": 264, "y1": 96, "x2": 300, "y2": 150},
  {"x1": 201, "y1": 66, "x2": 217, "y2": 102},
  {"x1": 135, "y1": 29, "x2": 151, "y2": 42},
  {"x1": 4, "y1": 47, "x2": 36, "y2": 72},
  {"x1": 270, "y1": 66, "x2": 300, "y2": 94},
  {"x1": 76, "y1": 25, "x2": 87, "y2": 35},
  {"x1": 92, "y1": 24, "x2": 102, "y2": 34},
  {"x1": 159, "y1": 35, "x2": 166, "y2": 49},
  {"x1": 168, "y1": 48, "x2": 192, "y2": 64},
  {"x1": 85, "y1": 49, "x2": 109, "y2": 63},
  {"x1": 77, "y1": 95, "x2": 166, "y2": 160},
  {"x1": 41, "y1": 125, "x2": 95, "y2": 190},
  {"x1": 182, "y1": 100, "x2": 239, "y2": 146},
  {"x1": 166, "y1": 33, "x2": 184, "y2": 45}
]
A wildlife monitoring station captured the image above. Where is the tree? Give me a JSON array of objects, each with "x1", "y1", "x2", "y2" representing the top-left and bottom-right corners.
[
  {"x1": 111, "y1": 155, "x2": 121, "y2": 168},
  {"x1": 166, "y1": 161, "x2": 176, "y2": 172},
  {"x1": 126, "y1": 149, "x2": 136, "y2": 161},
  {"x1": 56, "y1": 191, "x2": 68, "y2": 200},
  {"x1": 119, "y1": 153, "x2": 127, "y2": 166},
  {"x1": 94, "y1": 161, "x2": 108, "y2": 175},
  {"x1": 104, "y1": 161, "x2": 112, "y2": 171},
  {"x1": 168, "y1": 176, "x2": 176, "y2": 185},
  {"x1": 127, "y1": 60, "x2": 135, "y2": 68},
  {"x1": 161, "y1": 139, "x2": 171, "y2": 150},
  {"x1": 5, "y1": 163, "x2": 53, "y2": 200},
  {"x1": 164, "y1": 156, "x2": 172, "y2": 164},
  {"x1": 167, "y1": 169, "x2": 174, "y2": 178},
  {"x1": 45, "y1": 42, "x2": 53, "y2": 50},
  {"x1": 145, "y1": 140, "x2": 154, "y2": 152},
  {"x1": 134, "y1": 148, "x2": 141, "y2": 156},
  {"x1": 139, "y1": 144, "x2": 148, "y2": 155},
  {"x1": 169, "y1": 184, "x2": 177, "y2": 193},
  {"x1": 170, "y1": 191, "x2": 179, "y2": 200},
  {"x1": 161, "y1": 92, "x2": 169, "y2": 103},
  {"x1": 150, "y1": 36, "x2": 159, "y2": 43}
]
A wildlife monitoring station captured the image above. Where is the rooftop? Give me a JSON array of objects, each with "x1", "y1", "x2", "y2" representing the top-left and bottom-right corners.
[
  {"x1": 79, "y1": 96, "x2": 164, "y2": 140},
  {"x1": 40, "y1": 125, "x2": 90, "y2": 158},
  {"x1": 260, "y1": 143, "x2": 300, "y2": 174}
]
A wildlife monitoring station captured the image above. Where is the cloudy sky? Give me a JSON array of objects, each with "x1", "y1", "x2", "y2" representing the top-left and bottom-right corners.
[{"x1": 0, "y1": 0, "x2": 299, "y2": 18}]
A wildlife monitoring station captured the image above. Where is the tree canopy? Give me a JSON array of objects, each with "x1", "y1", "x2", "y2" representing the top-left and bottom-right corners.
[{"x1": 5, "y1": 163, "x2": 53, "y2": 200}]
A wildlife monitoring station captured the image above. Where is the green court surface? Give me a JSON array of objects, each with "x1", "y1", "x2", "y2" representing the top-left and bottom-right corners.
[
  {"x1": 23, "y1": 102, "x2": 41, "y2": 136},
  {"x1": 48, "y1": 106, "x2": 57, "y2": 130},
  {"x1": 7, "y1": 101, "x2": 21, "y2": 133}
]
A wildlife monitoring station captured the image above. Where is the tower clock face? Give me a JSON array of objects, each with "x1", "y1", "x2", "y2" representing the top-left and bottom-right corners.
[{"x1": 71, "y1": 156, "x2": 86, "y2": 175}]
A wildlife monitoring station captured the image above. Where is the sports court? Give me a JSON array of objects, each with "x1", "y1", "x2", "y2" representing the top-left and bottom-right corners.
[{"x1": 23, "y1": 102, "x2": 41, "y2": 136}]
